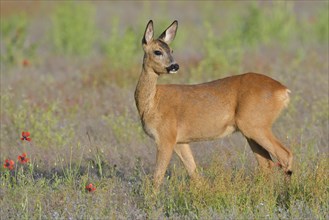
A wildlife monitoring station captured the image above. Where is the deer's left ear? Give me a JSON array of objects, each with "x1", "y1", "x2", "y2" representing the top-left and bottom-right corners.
[{"x1": 158, "y1": 20, "x2": 178, "y2": 45}]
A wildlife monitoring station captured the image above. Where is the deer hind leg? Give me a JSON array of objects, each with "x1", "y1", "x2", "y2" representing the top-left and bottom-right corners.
[
  {"x1": 247, "y1": 138, "x2": 275, "y2": 172},
  {"x1": 248, "y1": 129, "x2": 293, "y2": 175},
  {"x1": 174, "y1": 144, "x2": 198, "y2": 179}
]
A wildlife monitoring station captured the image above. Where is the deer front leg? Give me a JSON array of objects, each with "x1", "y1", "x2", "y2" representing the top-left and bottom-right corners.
[{"x1": 154, "y1": 140, "x2": 175, "y2": 189}]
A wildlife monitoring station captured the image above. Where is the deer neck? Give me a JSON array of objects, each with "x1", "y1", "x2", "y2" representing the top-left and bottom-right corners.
[{"x1": 135, "y1": 64, "x2": 158, "y2": 117}]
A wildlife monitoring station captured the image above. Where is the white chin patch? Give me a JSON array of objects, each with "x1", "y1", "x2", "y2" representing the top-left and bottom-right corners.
[{"x1": 169, "y1": 70, "x2": 178, "y2": 74}]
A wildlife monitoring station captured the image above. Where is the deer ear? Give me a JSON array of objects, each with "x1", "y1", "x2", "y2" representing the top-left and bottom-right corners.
[
  {"x1": 142, "y1": 20, "x2": 154, "y2": 45},
  {"x1": 158, "y1": 20, "x2": 178, "y2": 44}
]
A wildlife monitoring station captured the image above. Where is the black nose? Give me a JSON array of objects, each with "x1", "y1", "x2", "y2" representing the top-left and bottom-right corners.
[
  {"x1": 173, "y1": 64, "x2": 179, "y2": 70},
  {"x1": 166, "y1": 63, "x2": 179, "y2": 73}
]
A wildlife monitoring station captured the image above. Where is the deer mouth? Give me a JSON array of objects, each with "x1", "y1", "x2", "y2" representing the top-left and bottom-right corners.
[{"x1": 166, "y1": 63, "x2": 179, "y2": 74}]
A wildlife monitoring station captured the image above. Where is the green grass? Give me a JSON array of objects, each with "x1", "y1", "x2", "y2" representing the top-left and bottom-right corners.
[
  {"x1": 238, "y1": 2, "x2": 297, "y2": 46},
  {"x1": 103, "y1": 18, "x2": 139, "y2": 70},
  {"x1": 1, "y1": 154, "x2": 328, "y2": 219},
  {"x1": 0, "y1": 13, "x2": 37, "y2": 69},
  {"x1": 1, "y1": 1, "x2": 328, "y2": 219},
  {"x1": 51, "y1": 2, "x2": 96, "y2": 56},
  {"x1": 1, "y1": 92, "x2": 74, "y2": 149}
]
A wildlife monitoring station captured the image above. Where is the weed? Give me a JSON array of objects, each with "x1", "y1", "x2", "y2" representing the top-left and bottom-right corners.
[
  {"x1": 190, "y1": 21, "x2": 244, "y2": 82},
  {"x1": 0, "y1": 13, "x2": 37, "y2": 69},
  {"x1": 60, "y1": 144, "x2": 84, "y2": 186},
  {"x1": 1, "y1": 91, "x2": 74, "y2": 149},
  {"x1": 238, "y1": 2, "x2": 297, "y2": 46},
  {"x1": 314, "y1": 5, "x2": 329, "y2": 43},
  {"x1": 101, "y1": 109, "x2": 144, "y2": 146},
  {"x1": 300, "y1": 3, "x2": 329, "y2": 44},
  {"x1": 103, "y1": 18, "x2": 139, "y2": 70},
  {"x1": 51, "y1": 2, "x2": 96, "y2": 56}
]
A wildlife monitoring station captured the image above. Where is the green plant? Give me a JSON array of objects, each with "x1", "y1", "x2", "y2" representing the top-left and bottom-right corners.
[
  {"x1": 101, "y1": 110, "x2": 144, "y2": 145},
  {"x1": 1, "y1": 91, "x2": 74, "y2": 149},
  {"x1": 60, "y1": 144, "x2": 85, "y2": 185},
  {"x1": 190, "y1": 21, "x2": 244, "y2": 83},
  {"x1": 313, "y1": 4, "x2": 329, "y2": 43},
  {"x1": 103, "y1": 18, "x2": 139, "y2": 70},
  {"x1": 239, "y1": 2, "x2": 297, "y2": 46},
  {"x1": 51, "y1": 2, "x2": 96, "y2": 56},
  {"x1": 0, "y1": 14, "x2": 37, "y2": 68}
]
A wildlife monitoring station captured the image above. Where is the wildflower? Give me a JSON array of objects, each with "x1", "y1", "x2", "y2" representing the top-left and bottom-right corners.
[
  {"x1": 3, "y1": 159, "x2": 15, "y2": 170},
  {"x1": 21, "y1": 131, "x2": 31, "y2": 141},
  {"x1": 85, "y1": 183, "x2": 96, "y2": 192},
  {"x1": 22, "y1": 59, "x2": 30, "y2": 67},
  {"x1": 18, "y1": 153, "x2": 29, "y2": 164}
]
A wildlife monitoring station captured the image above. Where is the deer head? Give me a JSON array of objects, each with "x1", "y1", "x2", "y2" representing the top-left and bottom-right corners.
[{"x1": 142, "y1": 20, "x2": 179, "y2": 75}]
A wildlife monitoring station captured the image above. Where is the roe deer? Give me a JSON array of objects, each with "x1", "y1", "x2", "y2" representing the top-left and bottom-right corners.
[{"x1": 135, "y1": 20, "x2": 293, "y2": 188}]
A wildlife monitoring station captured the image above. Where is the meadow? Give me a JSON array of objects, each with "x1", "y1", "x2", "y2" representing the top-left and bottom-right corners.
[{"x1": 0, "y1": 1, "x2": 328, "y2": 219}]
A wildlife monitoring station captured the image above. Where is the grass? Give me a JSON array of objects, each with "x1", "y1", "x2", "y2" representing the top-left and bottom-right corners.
[
  {"x1": 51, "y1": 2, "x2": 96, "y2": 56},
  {"x1": 1, "y1": 155, "x2": 328, "y2": 219},
  {"x1": 1, "y1": 1, "x2": 328, "y2": 219},
  {"x1": 0, "y1": 13, "x2": 37, "y2": 68}
]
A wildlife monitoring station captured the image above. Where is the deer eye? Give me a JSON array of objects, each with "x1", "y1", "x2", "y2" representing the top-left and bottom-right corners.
[{"x1": 154, "y1": 50, "x2": 162, "y2": 56}]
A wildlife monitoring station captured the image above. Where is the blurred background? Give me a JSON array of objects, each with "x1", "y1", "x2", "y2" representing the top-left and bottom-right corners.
[{"x1": 1, "y1": 0, "x2": 328, "y2": 175}]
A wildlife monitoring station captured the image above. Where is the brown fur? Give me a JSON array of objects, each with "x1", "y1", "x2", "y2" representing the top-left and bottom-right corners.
[{"x1": 135, "y1": 20, "x2": 293, "y2": 188}]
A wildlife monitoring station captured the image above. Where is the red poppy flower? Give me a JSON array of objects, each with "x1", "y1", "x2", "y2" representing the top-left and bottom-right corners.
[
  {"x1": 21, "y1": 131, "x2": 31, "y2": 141},
  {"x1": 3, "y1": 159, "x2": 15, "y2": 170},
  {"x1": 22, "y1": 59, "x2": 30, "y2": 67},
  {"x1": 85, "y1": 183, "x2": 96, "y2": 192},
  {"x1": 18, "y1": 153, "x2": 29, "y2": 164}
]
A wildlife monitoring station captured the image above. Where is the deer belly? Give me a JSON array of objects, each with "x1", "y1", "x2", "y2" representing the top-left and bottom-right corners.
[{"x1": 176, "y1": 114, "x2": 236, "y2": 143}]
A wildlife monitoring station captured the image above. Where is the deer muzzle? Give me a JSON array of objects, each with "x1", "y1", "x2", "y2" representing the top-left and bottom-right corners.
[{"x1": 166, "y1": 63, "x2": 179, "y2": 74}]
